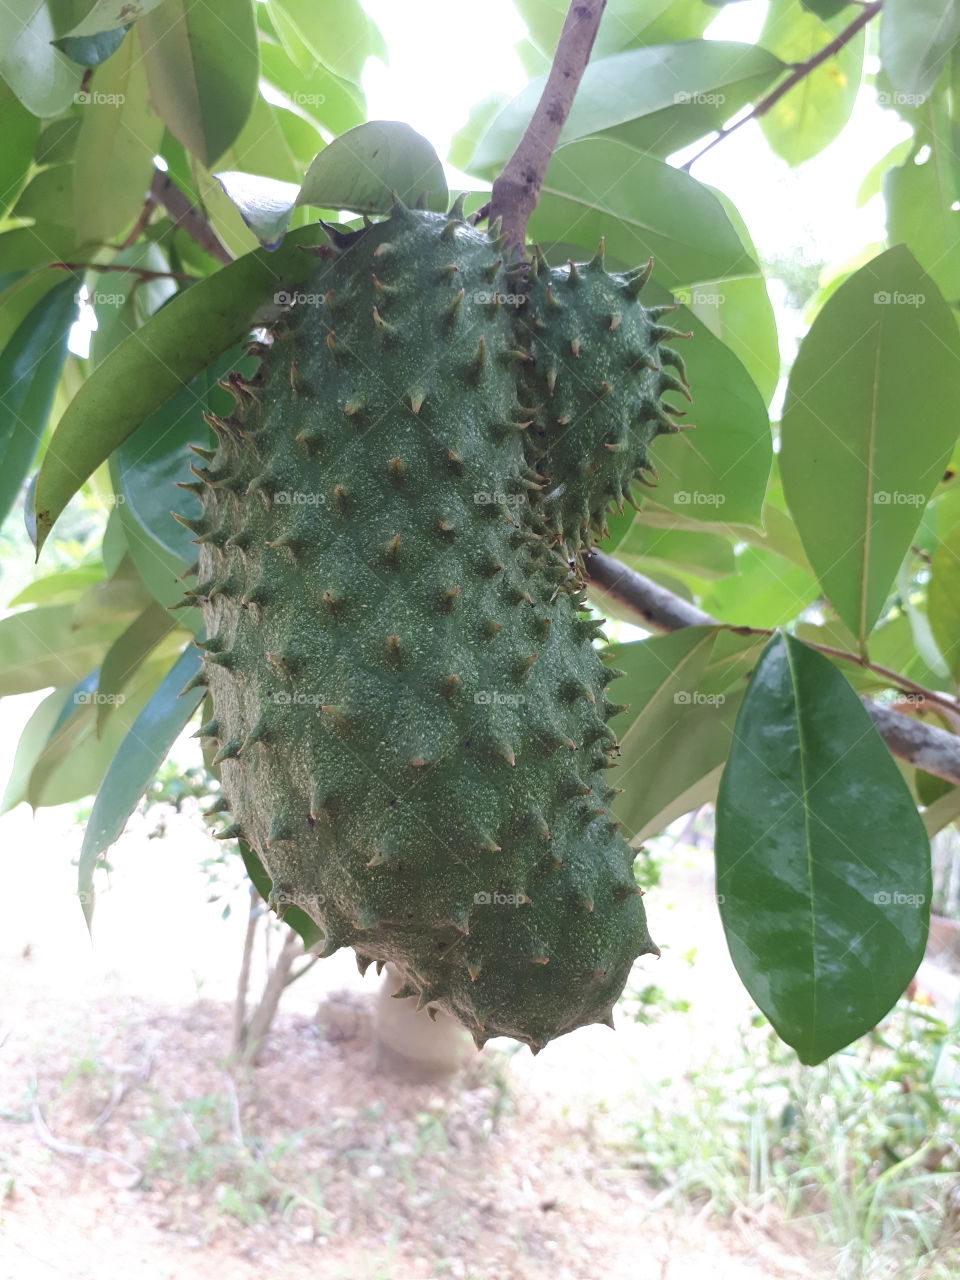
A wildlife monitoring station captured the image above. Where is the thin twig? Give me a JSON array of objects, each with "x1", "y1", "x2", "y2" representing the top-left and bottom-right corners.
[
  {"x1": 683, "y1": 1, "x2": 882, "y2": 171},
  {"x1": 488, "y1": 0, "x2": 607, "y2": 257},
  {"x1": 30, "y1": 1094, "x2": 142, "y2": 1180},
  {"x1": 52, "y1": 262, "x2": 198, "y2": 284},
  {"x1": 585, "y1": 550, "x2": 960, "y2": 787},
  {"x1": 149, "y1": 168, "x2": 234, "y2": 266}
]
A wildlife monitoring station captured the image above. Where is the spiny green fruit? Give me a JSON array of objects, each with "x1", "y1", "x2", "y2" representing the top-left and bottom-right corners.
[
  {"x1": 513, "y1": 244, "x2": 694, "y2": 557},
  {"x1": 181, "y1": 203, "x2": 657, "y2": 1052}
]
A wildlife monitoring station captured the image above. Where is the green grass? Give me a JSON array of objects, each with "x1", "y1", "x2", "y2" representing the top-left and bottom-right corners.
[{"x1": 622, "y1": 1001, "x2": 960, "y2": 1279}]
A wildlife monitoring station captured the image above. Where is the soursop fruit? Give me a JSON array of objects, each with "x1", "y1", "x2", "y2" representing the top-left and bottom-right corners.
[
  {"x1": 181, "y1": 202, "x2": 657, "y2": 1052},
  {"x1": 514, "y1": 246, "x2": 694, "y2": 557}
]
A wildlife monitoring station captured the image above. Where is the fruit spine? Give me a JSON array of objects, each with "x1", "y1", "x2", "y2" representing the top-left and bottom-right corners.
[{"x1": 181, "y1": 202, "x2": 657, "y2": 1052}]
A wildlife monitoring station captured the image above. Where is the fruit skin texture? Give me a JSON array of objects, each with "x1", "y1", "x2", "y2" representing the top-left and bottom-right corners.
[
  {"x1": 185, "y1": 205, "x2": 656, "y2": 1052},
  {"x1": 514, "y1": 249, "x2": 694, "y2": 558}
]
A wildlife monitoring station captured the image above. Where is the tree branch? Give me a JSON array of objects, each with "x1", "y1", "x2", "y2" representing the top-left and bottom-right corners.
[
  {"x1": 488, "y1": 0, "x2": 607, "y2": 258},
  {"x1": 150, "y1": 168, "x2": 234, "y2": 266},
  {"x1": 683, "y1": 1, "x2": 882, "y2": 172},
  {"x1": 585, "y1": 550, "x2": 960, "y2": 788}
]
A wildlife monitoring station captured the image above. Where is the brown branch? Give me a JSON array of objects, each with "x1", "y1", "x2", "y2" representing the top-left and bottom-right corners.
[
  {"x1": 150, "y1": 167, "x2": 234, "y2": 266},
  {"x1": 585, "y1": 550, "x2": 960, "y2": 788},
  {"x1": 683, "y1": 1, "x2": 882, "y2": 171},
  {"x1": 488, "y1": 0, "x2": 607, "y2": 258},
  {"x1": 52, "y1": 262, "x2": 198, "y2": 284}
]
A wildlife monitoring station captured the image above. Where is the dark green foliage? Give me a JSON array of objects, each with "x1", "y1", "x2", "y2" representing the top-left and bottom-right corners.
[
  {"x1": 514, "y1": 245, "x2": 694, "y2": 557},
  {"x1": 184, "y1": 204, "x2": 656, "y2": 1051}
]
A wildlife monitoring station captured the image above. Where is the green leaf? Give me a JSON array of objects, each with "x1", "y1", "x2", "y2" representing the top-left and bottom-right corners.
[
  {"x1": 79, "y1": 646, "x2": 204, "y2": 921},
  {"x1": 609, "y1": 627, "x2": 762, "y2": 841},
  {"x1": 117, "y1": 507, "x2": 200, "y2": 625},
  {"x1": 885, "y1": 144, "x2": 960, "y2": 303},
  {"x1": 0, "y1": 0, "x2": 84, "y2": 116},
  {"x1": 700, "y1": 544, "x2": 820, "y2": 627},
  {"x1": 237, "y1": 840, "x2": 324, "y2": 950},
  {"x1": 89, "y1": 241, "x2": 177, "y2": 366},
  {"x1": 801, "y1": 0, "x2": 853, "y2": 16},
  {"x1": 0, "y1": 604, "x2": 121, "y2": 695},
  {"x1": 758, "y1": 0, "x2": 865, "y2": 166},
  {"x1": 214, "y1": 171, "x2": 301, "y2": 248},
  {"x1": 922, "y1": 784, "x2": 960, "y2": 836},
  {"x1": 881, "y1": 0, "x2": 960, "y2": 100},
  {"x1": 716, "y1": 632, "x2": 931, "y2": 1065},
  {"x1": 297, "y1": 121, "x2": 447, "y2": 216},
  {"x1": 267, "y1": 0, "x2": 383, "y2": 83},
  {"x1": 259, "y1": 43, "x2": 366, "y2": 137},
  {"x1": 66, "y1": 0, "x2": 166, "y2": 37},
  {"x1": 54, "y1": 24, "x2": 129, "y2": 65},
  {"x1": 636, "y1": 282, "x2": 772, "y2": 527},
  {"x1": 72, "y1": 30, "x2": 164, "y2": 244},
  {"x1": 617, "y1": 525, "x2": 736, "y2": 580},
  {"x1": 929, "y1": 525, "x2": 960, "y2": 680},
  {"x1": 35, "y1": 117, "x2": 81, "y2": 164},
  {"x1": 531, "y1": 138, "x2": 757, "y2": 287},
  {"x1": 0, "y1": 80, "x2": 40, "y2": 216},
  {"x1": 1, "y1": 687, "x2": 73, "y2": 813},
  {"x1": 780, "y1": 246, "x2": 960, "y2": 646},
  {"x1": 95, "y1": 601, "x2": 178, "y2": 732},
  {"x1": 139, "y1": 0, "x2": 259, "y2": 167},
  {"x1": 516, "y1": 0, "x2": 713, "y2": 57},
  {"x1": 0, "y1": 279, "x2": 79, "y2": 530},
  {"x1": 857, "y1": 138, "x2": 913, "y2": 206},
  {"x1": 32, "y1": 224, "x2": 328, "y2": 554},
  {"x1": 9, "y1": 565, "x2": 104, "y2": 607},
  {"x1": 13, "y1": 167, "x2": 74, "y2": 221},
  {"x1": 71, "y1": 565, "x2": 152, "y2": 628},
  {"x1": 469, "y1": 42, "x2": 785, "y2": 174}
]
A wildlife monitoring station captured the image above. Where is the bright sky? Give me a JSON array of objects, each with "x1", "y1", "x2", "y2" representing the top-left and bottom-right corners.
[{"x1": 361, "y1": 0, "x2": 909, "y2": 282}]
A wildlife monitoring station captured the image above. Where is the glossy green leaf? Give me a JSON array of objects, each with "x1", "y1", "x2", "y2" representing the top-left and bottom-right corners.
[
  {"x1": 780, "y1": 246, "x2": 960, "y2": 646},
  {"x1": 802, "y1": 0, "x2": 853, "y2": 16},
  {"x1": 139, "y1": 0, "x2": 259, "y2": 167},
  {"x1": 617, "y1": 525, "x2": 736, "y2": 580},
  {"x1": 27, "y1": 656, "x2": 170, "y2": 810},
  {"x1": 609, "y1": 627, "x2": 761, "y2": 841},
  {"x1": 54, "y1": 24, "x2": 129, "y2": 65},
  {"x1": 470, "y1": 42, "x2": 785, "y2": 174},
  {"x1": 13, "y1": 167, "x2": 74, "y2": 222},
  {"x1": 0, "y1": 605, "x2": 121, "y2": 695},
  {"x1": 297, "y1": 121, "x2": 447, "y2": 215},
  {"x1": 0, "y1": 279, "x2": 79, "y2": 530},
  {"x1": 516, "y1": 0, "x2": 712, "y2": 58},
  {"x1": 268, "y1": 0, "x2": 383, "y2": 83},
  {"x1": 1, "y1": 0, "x2": 84, "y2": 116},
  {"x1": 259, "y1": 44, "x2": 366, "y2": 137},
  {"x1": 0, "y1": 80, "x2": 40, "y2": 215},
  {"x1": 66, "y1": 0, "x2": 166, "y2": 37},
  {"x1": 32, "y1": 224, "x2": 327, "y2": 554},
  {"x1": 701, "y1": 545, "x2": 820, "y2": 627},
  {"x1": 929, "y1": 525, "x2": 960, "y2": 680},
  {"x1": 758, "y1": 0, "x2": 865, "y2": 166},
  {"x1": 716, "y1": 632, "x2": 931, "y2": 1065},
  {"x1": 72, "y1": 31, "x2": 164, "y2": 244},
  {"x1": 881, "y1": 0, "x2": 960, "y2": 100},
  {"x1": 214, "y1": 171, "x2": 301, "y2": 247},
  {"x1": 0, "y1": 225, "x2": 77, "y2": 276},
  {"x1": 9, "y1": 565, "x2": 104, "y2": 607},
  {"x1": 531, "y1": 139, "x2": 756, "y2": 287},
  {"x1": 0, "y1": 687, "x2": 73, "y2": 813},
  {"x1": 885, "y1": 145, "x2": 960, "y2": 303},
  {"x1": 95, "y1": 601, "x2": 178, "y2": 732},
  {"x1": 637, "y1": 283, "x2": 772, "y2": 528},
  {"x1": 117, "y1": 507, "x2": 201, "y2": 628},
  {"x1": 79, "y1": 646, "x2": 204, "y2": 920},
  {"x1": 238, "y1": 840, "x2": 324, "y2": 950}
]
